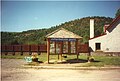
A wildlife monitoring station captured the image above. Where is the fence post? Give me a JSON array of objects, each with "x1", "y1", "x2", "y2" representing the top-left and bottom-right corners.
[
  {"x1": 38, "y1": 45, "x2": 41, "y2": 55},
  {"x1": 13, "y1": 45, "x2": 15, "y2": 56},
  {"x1": 87, "y1": 42, "x2": 91, "y2": 62},
  {"x1": 76, "y1": 39, "x2": 79, "y2": 60},
  {"x1": 5, "y1": 45, "x2": 8, "y2": 55},
  {"x1": 87, "y1": 42, "x2": 91, "y2": 56},
  {"x1": 21, "y1": 45, "x2": 23, "y2": 56},
  {"x1": 88, "y1": 47, "x2": 91, "y2": 56},
  {"x1": 29, "y1": 45, "x2": 32, "y2": 55}
]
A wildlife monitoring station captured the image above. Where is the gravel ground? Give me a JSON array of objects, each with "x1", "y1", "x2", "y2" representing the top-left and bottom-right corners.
[{"x1": 1, "y1": 59, "x2": 120, "y2": 81}]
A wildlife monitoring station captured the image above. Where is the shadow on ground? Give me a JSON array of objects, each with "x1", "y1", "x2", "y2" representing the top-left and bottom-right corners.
[
  {"x1": 38, "y1": 61, "x2": 43, "y2": 63},
  {"x1": 61, "y1": 59, "x2": 101, "y2": 64},
  {"x1": 44, "y1": 59, "x2": 101, "y2": 64}
]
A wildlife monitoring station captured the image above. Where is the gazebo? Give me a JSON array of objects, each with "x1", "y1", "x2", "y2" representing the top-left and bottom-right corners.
[{"x1": 45, "y1": 28, "x2": 82, "y2": 63}]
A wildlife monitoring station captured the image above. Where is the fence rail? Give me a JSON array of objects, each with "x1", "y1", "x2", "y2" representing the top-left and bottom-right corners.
[
  {"x1": 1, "y1": 44, "x2": 89, "y2": 55},
  {"x1": 2, "y1": 45, "x2": 47, "y2": 52}
]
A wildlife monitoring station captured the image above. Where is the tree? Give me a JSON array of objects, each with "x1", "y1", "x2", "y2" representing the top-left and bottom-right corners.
[
  {"x1": 1, "y1": 16, "x2": 113, "y2": 45},
  {"x1": 115, "y1": 8, "x2": 120, "y2": 18}
]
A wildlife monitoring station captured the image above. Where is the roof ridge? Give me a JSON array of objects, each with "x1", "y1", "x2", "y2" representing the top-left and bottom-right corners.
[
  {"x1": 46, "y1": 27, "x2": 82, "y2": 39},
  {"x1": 106, "y1": 14, "x2": 120, "y2": 30}
]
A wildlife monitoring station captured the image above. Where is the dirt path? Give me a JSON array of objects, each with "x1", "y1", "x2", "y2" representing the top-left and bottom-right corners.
[{"x1": 1, "y1": 59, "x2": 120, "y2": 81}]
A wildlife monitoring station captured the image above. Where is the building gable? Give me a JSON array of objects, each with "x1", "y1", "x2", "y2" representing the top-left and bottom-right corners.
[{"x1": 46, "y1": 28, "x2": 82, "y2": 39}]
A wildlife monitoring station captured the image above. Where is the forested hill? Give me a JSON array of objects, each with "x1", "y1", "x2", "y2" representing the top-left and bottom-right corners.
[{"x1": 1, "y1": 16, "x2": 113, "y2": 45}]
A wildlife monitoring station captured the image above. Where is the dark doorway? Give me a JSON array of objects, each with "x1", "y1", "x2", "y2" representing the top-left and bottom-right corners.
[{"x1": 95, "y1": 43, "x2": 101, "y2": 50}]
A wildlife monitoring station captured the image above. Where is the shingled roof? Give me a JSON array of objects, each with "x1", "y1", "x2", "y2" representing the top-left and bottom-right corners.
[
  {"x1": 46, "y1": 28, "x2": 82, "y2": 39},
  {"x1": 106, "y1": 14, "x2": 120, "y2": 30}
]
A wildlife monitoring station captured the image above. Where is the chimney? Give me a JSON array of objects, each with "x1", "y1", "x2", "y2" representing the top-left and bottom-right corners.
[
  {"x1": 90, "y1": 19, "x2": 94, "y2": 38},
  {"x1": 104, "y1": 24, "x2": 109, "y2": 33}
]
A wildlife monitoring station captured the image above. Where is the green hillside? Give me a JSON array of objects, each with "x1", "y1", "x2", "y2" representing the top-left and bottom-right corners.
[{"x1": 1, "y1": 16, "x2": 113, "y2": 45}]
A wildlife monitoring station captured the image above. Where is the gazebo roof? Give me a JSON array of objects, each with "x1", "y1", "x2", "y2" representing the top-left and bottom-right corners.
[{"x1": 46, "y1": 28, "x2": 82, "y2": 39}]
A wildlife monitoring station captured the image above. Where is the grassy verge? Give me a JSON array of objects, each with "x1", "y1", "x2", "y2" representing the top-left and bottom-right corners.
[{"x1": 1, "y1": 52, "x2": 120, "y2": 67}]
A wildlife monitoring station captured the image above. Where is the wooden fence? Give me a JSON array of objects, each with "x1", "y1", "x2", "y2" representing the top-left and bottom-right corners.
[
  {"x1": 78, "y1": 44, "x2": 89, "y2": 53},
  {"x1": 1, "y1": 45, "x2": 47, "y2": 55},
  {"x1": 1, "y1": 44, "x2": 89, "y2": 55}
]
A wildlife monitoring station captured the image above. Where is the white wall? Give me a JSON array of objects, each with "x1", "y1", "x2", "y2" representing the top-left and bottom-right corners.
[
  {"x1": 105, "y1": 19, "x2": 120, "y2": 52},
  {"x1": 89, "y1": 19, "x2": 120, "y2": 52},
  {"x1": 89, "y1": 35, "x2": 107, "y2": 52}
]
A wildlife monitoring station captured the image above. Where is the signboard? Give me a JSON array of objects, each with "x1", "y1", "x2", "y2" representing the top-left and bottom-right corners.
[
  {"x1": 63, "y1": 41, "x2": 68, "y2": 53},
  {"x1": 71, "y1": 41, "x2": 76, "y2": 53},
  {"x1": 51, "y1": 38, "x2": 76, "y2": 41},
  {"x1": 50, "y1": 42, "x2": 55, "y2": 53}
]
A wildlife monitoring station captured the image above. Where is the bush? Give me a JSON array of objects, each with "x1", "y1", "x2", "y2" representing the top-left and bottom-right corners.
[
  {"x1": 88, "y1": 56, "x2": 95, "y2": 62},
  {"x1": 31, "y1": 52, "x2": 39, "y2": 62}
]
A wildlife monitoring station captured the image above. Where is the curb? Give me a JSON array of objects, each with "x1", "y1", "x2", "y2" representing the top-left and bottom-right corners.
[{"x1": 22, "y1": 65, "x2": 120, "y2": 70}]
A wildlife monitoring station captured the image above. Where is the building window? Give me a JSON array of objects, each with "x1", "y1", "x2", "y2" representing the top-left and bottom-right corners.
[{"x1": 95, "y1": 43, "x2": 101, "y2": 50}]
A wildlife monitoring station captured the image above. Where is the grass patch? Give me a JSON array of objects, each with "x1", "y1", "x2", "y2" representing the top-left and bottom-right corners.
[
  {"x1": 1, "y1": 52, "x2": 120, "y2": 67},
  {"x1": 93, "y1": 56, "x2": 120, "y2": 66},
  {"x1": 77, "y1": 56, "x2": 120, "y2": 67}
]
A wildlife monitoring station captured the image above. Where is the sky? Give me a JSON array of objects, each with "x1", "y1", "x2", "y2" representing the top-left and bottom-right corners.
[{"x1": 1, "y1": 1, "x2": 120, "y2": 32}]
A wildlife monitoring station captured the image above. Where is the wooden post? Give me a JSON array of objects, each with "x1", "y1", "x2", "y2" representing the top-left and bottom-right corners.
[
  {"x1": 13, "y1": 45, "x2": 15, "y2": 56},
  {"x1": 60, "y1": 41, "x2": 63, "y2": 61},
  {"x1": 76, "y1": 39, "x2": 79, "y2": 60},
  {"x1": 60, "y1": 53, "x2": 62, "y2": 61},
  {"x1": 88, "y1": 43, "x2": 91, "y2": 56},
  {"x1": 68, "y1": 41, "x2": 70, "y2": 54},
  {"x1": 5, "y1": 45, "x2": 8, "y2": 55},
  {"x1": 38, "y1": 45, "x2": 41, "y2": 55},
  {"x1": 21, "y1": 45, "x2": 23, "y2": 56},
  {"x1": 29, "y1": 45, "x2": 32, "y2": 55},
  {"x1": 55, "y1": 41, "x2": 56, "y2": 54},
  {"x1": 47, "y1": 38, "x2": 50, "y2": 64},
  {"x1": 56, "y1": 42, "x2": 60, "y2": 60},
  {"x1": 88, "y1": 43, "x2": 91, "y2": 62},
  {"x1": 58, "y1": 54, "x2": 59, "y2": 60}
]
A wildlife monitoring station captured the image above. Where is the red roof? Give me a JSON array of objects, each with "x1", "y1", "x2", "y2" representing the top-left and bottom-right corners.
[
  {"x1": 89, "y1": 34, "x2": 106, "y2": 40},
  {"x1": 106, "y1": 14, "x2": 120, "y2": 30}
]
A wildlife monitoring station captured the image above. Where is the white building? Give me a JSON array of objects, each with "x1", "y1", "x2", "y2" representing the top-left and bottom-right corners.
[{"x1": 89, "y1": 15, "x2": 120, "y2": 54}]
